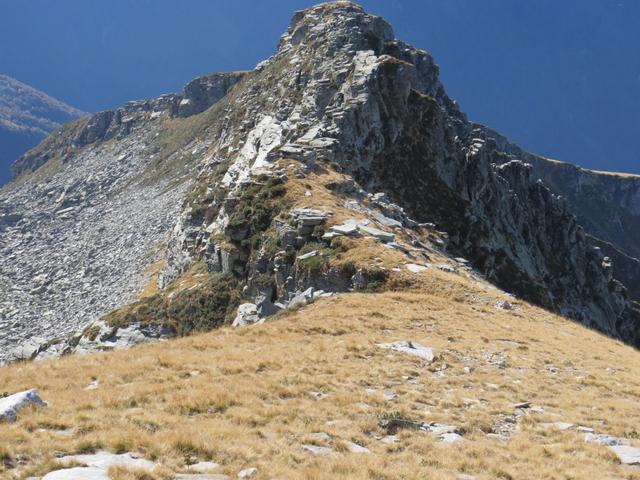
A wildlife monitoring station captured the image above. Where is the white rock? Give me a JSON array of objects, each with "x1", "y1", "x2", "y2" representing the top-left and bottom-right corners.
[
  {"x1": 232, "y1": 303, "x2": 260, "y2": 327},
  {"x1": 0, "y1": 389, "x2": 47, "y2": 422},
  {"x1": 357, "y1": 224, "x2": 395, "y2": 242},
  {"x1": 238, "y1": 467, "x2": 258, "y2": 478},
  {"x1": 440, "y1": 432, "x2": 463, "y2": 443},
  {"x1": 297, "y1": 250, "x2": 318, "y2": 260},
  {"x1": 427, "y1": 423, "x2": 458, "y2": 435},
  {"x1": 330, "y1": 223, "x2": 359, "y2": 236},
  {"x1": 584, "y1": 433, "x2": 630, "y2": 446},
  {"x1": 43, "y1": 467, "x2": 109, "y2": 480},
  {"x1": 345, "y1": 441, "x2": 370, "y2": 454},
  {"x1": 609, "y1": 445, "x2": 640, "y2": 465},
  {"x1": 378, "y1": 341, "x2": 435, "y2": 362},
  {"x1": 289, "y1": 287, "x2": 315, "y2": 308},
  {"x1": 57, "y1": 451, "x2": 156, "y2": 471},
  {"x1": 405, "y1": 263, "x2": 428, "y2": 273}
]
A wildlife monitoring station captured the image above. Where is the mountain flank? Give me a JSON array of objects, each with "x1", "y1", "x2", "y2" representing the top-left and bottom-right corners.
[
  {"x1": 2, "y1": 259, "x2": 640, "y2": 479},
  {"x1": 2, "y1": 2, "x2": 640, "y2": 478},
  {"x1": 0, "y1": 74, "x2": 85, "y2": 184}
]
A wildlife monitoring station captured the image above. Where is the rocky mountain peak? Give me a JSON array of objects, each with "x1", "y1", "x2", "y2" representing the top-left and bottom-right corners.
[
  {"x1": 281, "y1": 2, "x2": 393, "y2": 53},
  {"x1": 1, "y1": 2, "x2": 639, "y2": 364}
]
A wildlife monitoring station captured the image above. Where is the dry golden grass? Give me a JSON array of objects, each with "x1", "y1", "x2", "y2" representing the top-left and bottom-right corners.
[
  {"x1": 2, "y1": 264, "x2": 640, "y2": 479},
  {"x1": 138, "y1": 260, "x2": 166, "y2": 299}
]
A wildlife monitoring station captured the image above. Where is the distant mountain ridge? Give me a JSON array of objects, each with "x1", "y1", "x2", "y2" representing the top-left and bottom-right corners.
[{"x1": 0, "y1": 74, "x2": 85, "y2": 184}]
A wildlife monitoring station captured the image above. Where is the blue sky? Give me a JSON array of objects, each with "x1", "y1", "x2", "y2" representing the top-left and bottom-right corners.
[{"x1": 2, "y1": 0, "x2": 639, "y2": 174}]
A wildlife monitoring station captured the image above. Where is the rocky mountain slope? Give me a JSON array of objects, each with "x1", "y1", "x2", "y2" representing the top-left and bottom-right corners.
[
  {"x1": 1, "y1": 0, "x2": 639, "y2": 366},
  {"x1": 3, "y1": 264, "x2": 640, "y2": 479},
  {"x1": 474, "y1": 125, "x2": 640, "y2": 302},
  {"x1": 0, "y1": 75, "x2": 85, "y2": 184}
]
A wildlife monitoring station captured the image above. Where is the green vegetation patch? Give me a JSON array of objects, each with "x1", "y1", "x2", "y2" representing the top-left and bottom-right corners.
[{"x1": 103, "y1": 272, "x2": 241, "y2": 335}]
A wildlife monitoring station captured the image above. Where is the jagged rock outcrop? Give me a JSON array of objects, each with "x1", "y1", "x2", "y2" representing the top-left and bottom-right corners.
[
  {"x1": 471, "y1": 124, "x2": 640, "y2": 302},
  {"x1": 1, "y1": 1, "x2": 639, "y2": 363}
]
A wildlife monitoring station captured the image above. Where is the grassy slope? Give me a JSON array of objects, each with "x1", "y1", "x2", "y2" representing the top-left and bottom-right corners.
[{"x1": 2, "y1": 264, "x2": 640, "y2": 479}]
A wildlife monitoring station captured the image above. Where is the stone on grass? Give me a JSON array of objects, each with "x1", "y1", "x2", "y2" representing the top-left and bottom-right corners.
[
  {"x1": 238, "y1": 467, "x2": 258, "y2": 478},
  {"x1": 0, "y1": 389, "x2": 47, "y2": 423},
  {"x1": 289, "y1": 287, "x2": 315, "y2": 308},
  {"x1": 382, "y1": 389, "x2": 398, "y2": 401},
  {"x1": 297, "y1": 250, "x2": 318, "y2": 260},
  {"x1": 427, "y1": 423, "x2": 458, "y2": 435},
  {"x1": 330, "y1": 223, "x2": 359, "y2": 236},
  {"x1": 232, "y1": 303, "x2": 260, "y2": 327},
  {"x1": 584, "y1": 433, "x2": 630, "y2": 446},
  {"x1": 57, "y1": 451, "x2": 156, "y2": 470},
  {"x1": 496, "y1": 300, "x2": 515, "y2": 310},
  {"x1": 357, "y1": 224, "x2": 394, "y2": 243},
  {"x1": 609, "y1": 446, "x2": 640, "y2": 465},
  {"x1": 405, "y1": 263, "x2": 428, "y2": 273},
  {"x1": 345, "y1": 441, "x2": 370, "y2": 454},
  {"x1": 440, "y1": 432, "x2": 463, "y2": 443},
  {"x1": 43, "y1": 467, "x2": 108, "y2": 480},
  {"x1": 380, "y1": 435, "x2": 399, "y2": 444},
  {"x1": 302, "y1": 444, "x2": 334, "y2": 455},
  {"x1": 378, "y1": 341, "x2": 435, "y2": 362}
]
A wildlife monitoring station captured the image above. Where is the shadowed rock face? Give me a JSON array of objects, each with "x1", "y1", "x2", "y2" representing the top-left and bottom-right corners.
[
  {"x1": 0, "y1": 74, "x2": 85, "y2": 184},
  {"x1": 471, "y1": 124, "x2": 640, "y2": 302},
  {"x1": 1, "y1": 1, "x2": 639, "y2": 363}
]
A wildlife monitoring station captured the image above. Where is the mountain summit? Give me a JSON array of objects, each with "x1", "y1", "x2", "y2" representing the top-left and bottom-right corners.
[
  {"x1": 0, "y1": 74, "x2": 85, "y2": 184},
  {"x1": 1, "y1": 1, "x2": 639, "y2": 362},
  {"x1": 3, "y1": 3, "x2": 640, "y2": 478}
]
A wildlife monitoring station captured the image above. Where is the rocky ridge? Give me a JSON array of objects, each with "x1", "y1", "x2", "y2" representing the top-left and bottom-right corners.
[
  {"x1": 0, "y1": 74, "x2": 85, "y2": 184},
  {"x1": 1, "y1": 1, "x2": 639, "y2": 363},
  {"x1": 473, "y1": 124, "x2": 640, "y2": 302}
]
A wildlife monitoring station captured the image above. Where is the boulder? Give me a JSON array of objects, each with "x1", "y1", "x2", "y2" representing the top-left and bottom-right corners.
[
  {"x1": 232, "y1": 303, "x2": 260, "y2": 327},
  {"x1": 330, "y1": 223, "x2": 359, "y2": 236},
  {"x1": 357, "y1": 224, "x2": 395, "y2": 242},
  {"x1": 0, "y1": 389, "x2": 47, "y2": 423},
  {"x1": 289, "y1": 287, "x2": 315, "y2": 308}
]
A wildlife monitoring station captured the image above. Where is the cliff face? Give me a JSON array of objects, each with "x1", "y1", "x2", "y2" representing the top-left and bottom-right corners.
[
  {"x1": 1, "y1": 1, "x2": 639, "y2": 363},
  {"x1": 0, "y1": 74, "x2": 85, "y2": 184},
  {"x1": 472, "y1": 124, "x2": 640, "y2": 302}
]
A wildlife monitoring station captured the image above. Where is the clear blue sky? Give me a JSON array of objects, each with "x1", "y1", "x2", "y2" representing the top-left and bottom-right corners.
[{"x1": 2, "y1": 0, "x2": 639, "y2": 173}]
